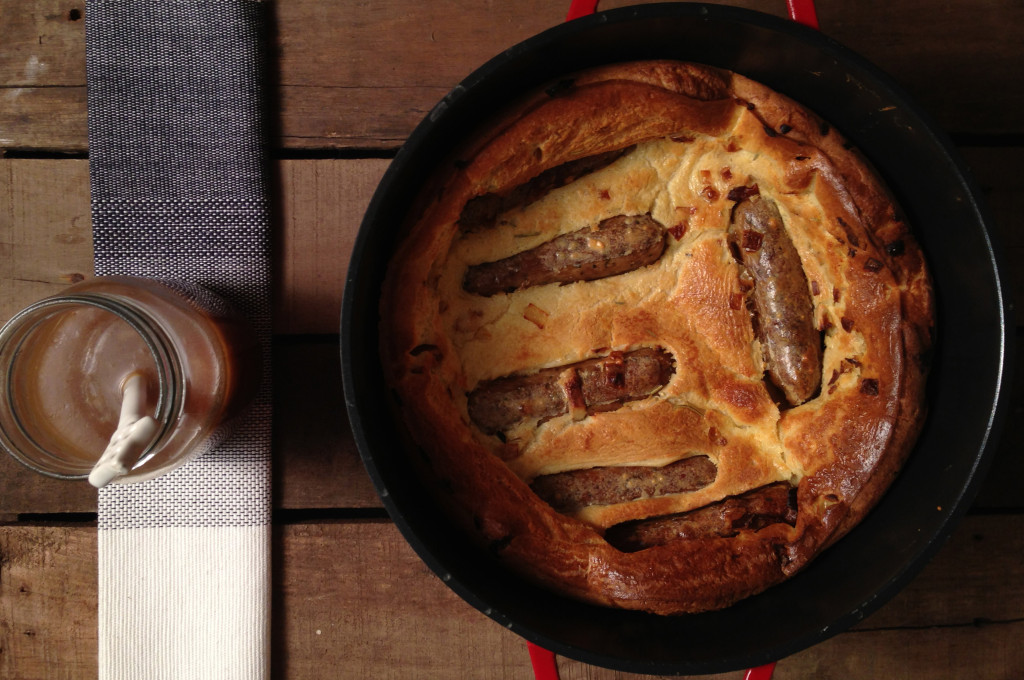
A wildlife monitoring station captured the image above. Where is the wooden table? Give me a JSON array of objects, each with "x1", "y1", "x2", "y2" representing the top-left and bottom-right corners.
[{"x1": 2, "y1": 1, "x2": 1022, "y2": 677}]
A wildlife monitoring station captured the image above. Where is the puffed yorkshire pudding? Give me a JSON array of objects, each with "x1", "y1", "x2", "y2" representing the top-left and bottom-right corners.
[{"x1": 379, "y1": 60, "x2": 934, "y2": 615}]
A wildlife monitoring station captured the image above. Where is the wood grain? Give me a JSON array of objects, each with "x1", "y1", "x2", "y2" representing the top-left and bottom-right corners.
[
  {"x1": 0, "y1": 341, "x2": 382, "y2": 520},
  {"x1": 3, "y1": 150, "x2": 1020, "y2": 335},
  {"x1": 2, "y1": 1, "x2": 1023, "y2": 676},
  {"x1": 2, "y1": 515, "x2": 1022, "y2": 679},
  {"x1": 2, "y1": 0, "x2": 1022, "y2": 152},
  {"x1": 274, "y1": 158, "x2": 387, "y2": 335},
  {"x1": 0, "y1": 158, "x2": 385, "y2": 334},
  {"x1": 272, "y1": 341, "x2": 378, "y2": 510},
  {"x1": 4, "y1": 330, "x2": 1017, "y2": 517},
  {"x1": 0, "y1": 525, "x2": 97, "y2": 680},
  {"x1": 0, "y1": 160, "x2": 94, "y2": 323},
  {"x1": 2, "y1": 150, "x2": 1022, "y2": 516}
]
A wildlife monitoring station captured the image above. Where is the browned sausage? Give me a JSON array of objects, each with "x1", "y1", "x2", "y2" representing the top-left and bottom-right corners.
[
  {"x1": 458, "y1": 147, "x2": 635, "y2": 232},
  {"x1": 530, "y1": 455, "x2": 717, "y2": 513},
  {"x1": 463, "y1": 214, "x2": 667, "y2": 297},
  {"x1": 728, "y1": 194, "x2": 822, "y2": 405},
  {"x1": 604, "y1": 482, "x2": 797, "y2": 552},
  {"x1": 467, "y1": 347, "x2": 674, "y2": 435}
]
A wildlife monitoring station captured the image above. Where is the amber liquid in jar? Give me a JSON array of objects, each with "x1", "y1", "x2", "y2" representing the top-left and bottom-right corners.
[{"x1": 0, "y1": 276, "x2": 261, "y2": 483}]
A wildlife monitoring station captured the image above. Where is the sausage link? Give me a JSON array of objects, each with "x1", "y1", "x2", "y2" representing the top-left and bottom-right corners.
[
  {"x1": 463, "y1": 214, "x2": 667, "y2": 297},
  {"x1": 458, "y1": 147, "x2": 634, "y2": 232},
  {"x1": 467, "y1": 347, "x2": 674, "y2": 435},
  {"x1": 604, "y1": 482, "x2": 797, "y2": 552},
  {"x1": 530, "y1": 455, "x2": 717, "y2": 513},
  {"x1": 728, "y1": 195, "x2": 822, "y2": 405}
]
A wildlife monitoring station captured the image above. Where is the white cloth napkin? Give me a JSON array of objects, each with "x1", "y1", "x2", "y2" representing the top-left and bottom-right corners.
[{"x1": 85, "y1": 1, "x2": 273, "y2": 677}]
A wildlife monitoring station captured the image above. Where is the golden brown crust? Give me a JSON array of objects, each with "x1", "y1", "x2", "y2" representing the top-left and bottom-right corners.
[{"x1": 379, "y1": 61, "x2": 934, "y2": 614}]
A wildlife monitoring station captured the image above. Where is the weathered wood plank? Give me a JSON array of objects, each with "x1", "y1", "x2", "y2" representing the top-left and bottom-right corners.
[
  {"x1": 2, "y1": 0, "x2": 1022, "y2": 151},
  {"x1": 850, "y1": 514, "x2": 1024, "y2": 630},
  {"x1": 270, "y1": 521, "x2": 539, "y2": 680},
  {"x1": 0, "y1": 157, "x2": 386, "y2": 334},
  {"x1": 1, "y1": 152, "x2": 1022, "y2": 515},
  {"x1": 0, "y1": 341, "x2": 383, "y2": 519},
  {"x1": 3, "y1": 515, "x2": 1023, "y2": 679},
  {"x1": 3, "y1": 2, "x2": 1021, "y2": 676},
  {"x1": 0, "y1": 525, "x2": 97, "y2": 680},
  {"x1": 812, "y1": 0, "x2": 1024, "y2": 136},
  {"x1": 4, "y1": 331, "x2": 1020, "y2": 516},
  {"x1": 0, "y1": 159, "x2": 94, "y2": 323},
  {"x1": 272, "y1": 341, "x2": 378, "y2": 510},
  {"x1": 0, "y1": 0, "x2": 85, "y2": 86},
  {"x1": 275, "y1": 158, "x2": 387, "y2": 335},
  {"x1": 0, "y1": 465, "x2": 98, "y2": 521},
  {"x1": 18, "y1": 327, "x2": 1019, "y2": 514},
  {"x1": 0, "y1": 86, "x2": 88, "y2": 153},
  {"x1": 3, "y1": 151, "x2": 1020, "y2": 334}
]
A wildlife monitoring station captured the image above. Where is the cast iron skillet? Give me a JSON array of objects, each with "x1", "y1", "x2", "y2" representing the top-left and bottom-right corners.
[{"x1": 342, "y1": 3, "x2": 1013, "y2": 674}]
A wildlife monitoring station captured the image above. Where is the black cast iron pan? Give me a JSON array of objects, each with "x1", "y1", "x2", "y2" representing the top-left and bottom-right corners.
[{"x1": 342, "y1": 3, "x2": 1013, "y2": 674}]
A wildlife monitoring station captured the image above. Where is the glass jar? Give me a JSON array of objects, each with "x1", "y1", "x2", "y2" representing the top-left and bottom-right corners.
[{"x1": 0, "y1": 276, "x2": 261, "y2": 485}]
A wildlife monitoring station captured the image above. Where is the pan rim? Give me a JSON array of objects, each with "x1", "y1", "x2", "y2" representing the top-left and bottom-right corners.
[{"x1": 341, "y1": 2, "x2": 1014, "y2": 673}]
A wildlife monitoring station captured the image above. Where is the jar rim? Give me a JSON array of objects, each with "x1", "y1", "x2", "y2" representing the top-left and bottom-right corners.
[{"x1": 0, "y1": 293, "x2": 181, "y2": 479}]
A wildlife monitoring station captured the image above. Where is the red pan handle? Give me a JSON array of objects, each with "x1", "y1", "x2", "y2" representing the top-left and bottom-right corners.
[
  {"x1": 566, "y1": 0, "x2": 599, "y2": 21},
  {"x1": 746, "y1": 661, "x2": 780, "y2": 680},
  {"x1": 527, "y1": 642, "x2": 561, "y2": 680},
  {"x1": 529, "y1": 643, "x2": 777, "y2": 680},
  {"x1": 786, "y1": 0, "x2": 820, "y2": 28},
  {"x1": 567, "y1": 0, "x2": 818, "y2": 27}
]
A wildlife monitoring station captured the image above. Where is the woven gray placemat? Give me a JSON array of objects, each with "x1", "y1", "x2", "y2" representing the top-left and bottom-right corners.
[{"x1": 86, "y1": 1, "x2": 272, "y2": 676}]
